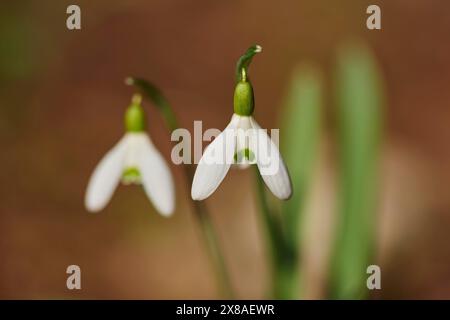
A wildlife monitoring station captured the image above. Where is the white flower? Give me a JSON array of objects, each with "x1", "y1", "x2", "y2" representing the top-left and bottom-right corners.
[
  {"x1": 85, "y1": 95, "x2": 175, "y2": 216},
  {"x1": 191, "y1": 113, "x2": 292, "y2": 201}
]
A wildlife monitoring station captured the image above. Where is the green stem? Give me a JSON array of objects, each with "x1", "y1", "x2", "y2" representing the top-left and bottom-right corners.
[
  {"x1": 185, "y1": 166, "x2": 234, "y2": 298},
  {"x1": 254, "y1": 168, "x2": 297, "y2": 299},
  {"x1": 126, "y1": 77, "x2": 234, "y2": 299},
  {"x1": 235, "y1": 45, "x2": 262, "y2": 82},
  {"x1": 125, "y1": 77, "x2": 178, "y2": 131}
]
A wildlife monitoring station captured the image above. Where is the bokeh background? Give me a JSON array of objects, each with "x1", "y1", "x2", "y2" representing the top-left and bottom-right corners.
[{"x1": 1, "y1": 0, "x2": 450, "y2": 299}]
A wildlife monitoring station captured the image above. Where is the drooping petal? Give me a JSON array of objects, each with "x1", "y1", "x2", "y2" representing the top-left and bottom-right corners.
[
  {"x1": 85, "y1": 135, "x2": 129, "y2": 212},
  {"x1": 250, "y1": 117, "x2": 292, "y2": 200},
  {"x1": 137, "y1": 134, "x2": 175, "y2": 217},
  {"x1": 191, "y1": 115, "x2": 239, "y2": 200}
]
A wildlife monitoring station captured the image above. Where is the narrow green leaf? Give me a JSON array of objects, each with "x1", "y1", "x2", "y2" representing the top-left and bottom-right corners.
[
  {"x1": 330, "y1": 41, "x2": 384, "y2": 299},
  {"x1": 279, "y1": 64, "x2": 323, "y2": 297},
  {"x1": 282, "y1": 64, "x2": 323, "y2": 240}
]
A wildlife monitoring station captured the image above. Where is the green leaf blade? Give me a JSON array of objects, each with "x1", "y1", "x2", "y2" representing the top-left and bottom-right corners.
[{"x1": 330, "y1": 41, "x2": 384, "y2": 299}]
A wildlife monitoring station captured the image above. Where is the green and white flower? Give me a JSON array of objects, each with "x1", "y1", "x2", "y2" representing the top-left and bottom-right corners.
[
  {"x1": 191, "y1": 58, "x2": 292, "y2": 201},
  {"x1": 85, "y1": 94, "x2": 175, "y2": 216}
]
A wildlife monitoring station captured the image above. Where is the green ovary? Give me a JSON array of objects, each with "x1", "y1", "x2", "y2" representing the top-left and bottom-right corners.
[
  {"x1": 233, "y1": 81, "x2": 255, "y2": 116},
  {"x1": 124, "y1": 97, "x2": 146, "y2": 132}
]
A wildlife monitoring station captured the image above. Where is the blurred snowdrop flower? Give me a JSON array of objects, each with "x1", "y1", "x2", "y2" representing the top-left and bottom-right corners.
[
  {"x1": 191, "y1": 45, "x2": 292, "y2": 201},
  {"x1": 85, "y1": 94, "x2": 175, "y2": 216}
]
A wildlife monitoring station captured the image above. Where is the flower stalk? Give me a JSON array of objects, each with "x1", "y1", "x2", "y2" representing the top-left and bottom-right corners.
[
  {"x1": 233, "y1": 45, "x2": 297, "y2": 299},
  {"x1": 126, "y1": 77, "x2": 234, "y2": 298}
]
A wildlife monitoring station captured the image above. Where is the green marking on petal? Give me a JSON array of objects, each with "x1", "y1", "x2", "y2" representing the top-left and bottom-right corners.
[
  {"x1": 234, "y1": 148, "x2": 255, "y2": 164},
  {"x1": 122, "y1": 167, "x2": 141, "y2": 184}
]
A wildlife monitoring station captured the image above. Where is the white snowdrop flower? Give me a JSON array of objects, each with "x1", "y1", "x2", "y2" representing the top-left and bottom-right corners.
[
  {"x1": 191, "y1": 114, "x2": 292, "y2": 201},
  {"x1": 191, "y1": 46, "x2": 292, "y2": 201},
  {"x1": 85, "y1": 94, "x2": 175, "y2": 216}
]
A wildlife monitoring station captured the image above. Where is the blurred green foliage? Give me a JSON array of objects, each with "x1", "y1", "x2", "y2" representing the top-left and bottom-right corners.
[
  {"x1": 0, "y1": 14, "x2": 36, "y2": 82},
  {"x1": 280, "y1": 64, "x2": 323, "y2": 298},
  {"x1": 330, "y1": 41, "x2": 383, "y2": 299}
]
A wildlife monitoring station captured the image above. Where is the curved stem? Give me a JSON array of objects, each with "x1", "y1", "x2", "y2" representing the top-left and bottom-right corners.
[
  {"x1": 235, "y1": 45, "x2": 262, "y2": 82},
  {"x1": 126, "y1": 77, "x2": 234, "y2": 298},
  {"x1": 125, "y1": 77, "x2": 178, "y2": 131}
]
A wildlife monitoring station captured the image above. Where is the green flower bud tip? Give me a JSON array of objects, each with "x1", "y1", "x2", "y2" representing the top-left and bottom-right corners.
[
  {"x1": 233, "y1": 80, "x2": 254, "y2": 116},
  {"x1": 125, "y1": 93, "x2": 146, "y2": 132}
]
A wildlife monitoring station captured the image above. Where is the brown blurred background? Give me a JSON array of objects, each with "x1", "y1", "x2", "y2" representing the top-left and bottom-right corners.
[{"x1": 1, "y1": 0, "x2": 450, "y2": 299}]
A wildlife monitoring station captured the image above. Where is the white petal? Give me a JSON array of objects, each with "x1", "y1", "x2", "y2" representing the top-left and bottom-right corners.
[
  {"x1": 85, "y1": 135, "x2": 129, "y2": 212},
  {"x1": 191, "y1": 115, "x2": 239, "y2": 200},
  {"x1": 250, "y1": 117, "x2": 292, "y2": 200},
  {"x1": 137, "y1": 134, "x2": 175, "y2": 217}
]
